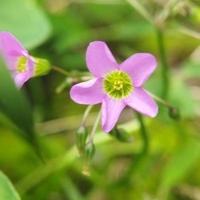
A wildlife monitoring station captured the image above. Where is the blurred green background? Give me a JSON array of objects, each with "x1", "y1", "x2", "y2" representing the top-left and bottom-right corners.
[{"x1": 0, "y1": 0, "x2": 200, "y2": 199}]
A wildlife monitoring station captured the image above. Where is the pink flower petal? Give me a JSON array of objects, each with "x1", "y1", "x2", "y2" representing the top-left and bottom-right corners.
[
  {"x1": 14, "y1": 72, "x2": 32, "y2": 88},
  {"x1": 102, "y1": 96, "x2": 125, "y2": 133},
  {"x1": 120, "y1": 53, "x2": 157, "y2": 87},
  {"x1": 0, "y1": 32, "x2": 27, "y2": 70},
  {"x1": 124, "y1": 88, "x2": 158, "y2": 117},
  {"x1": 86, "y1": 41, "x2": 118, "y2": 77},
  {"x1": 70, "y1": 78, "x2": 104, "y2": 105}
]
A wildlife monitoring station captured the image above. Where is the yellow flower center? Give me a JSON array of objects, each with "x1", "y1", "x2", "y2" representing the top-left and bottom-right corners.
[
  {"x1": 103, "y1": 70, "x2": 133, "y2": 99},
  {"x1": 16, "y1": 56, "x2": 28, "y2": 73}
]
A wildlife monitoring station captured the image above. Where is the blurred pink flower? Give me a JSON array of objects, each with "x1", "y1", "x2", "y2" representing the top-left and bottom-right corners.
[
  {"x1": 0, "y1": 32, "x2": 35, "y2": 88},
  {"x1": 70, "y1": 41, "x2": 159, "y2": 132}
]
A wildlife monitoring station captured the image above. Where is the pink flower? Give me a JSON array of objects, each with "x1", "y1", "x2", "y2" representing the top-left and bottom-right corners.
[
  {"x1": 0, "y1": 32, "x2": 34, "y2": 87},
  {"x1": 70, "y1": 41, "x2": 159, "y2": 133},
  {"x1": 0, "y1": 32, "x2": 47, "y2": 88}
]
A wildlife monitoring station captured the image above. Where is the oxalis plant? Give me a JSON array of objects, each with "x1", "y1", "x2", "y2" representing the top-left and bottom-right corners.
[
  {"x1": 1, "y1": 0, "x2": 200, "y2": 199},
  {"x1": 0, "y1": 32, "x2": 178, "y2": 194},
  {"x1": 0, "y1": 32, "x2": 176, "y2": 155}
]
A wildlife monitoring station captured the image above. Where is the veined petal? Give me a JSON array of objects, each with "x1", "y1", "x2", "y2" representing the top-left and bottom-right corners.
[
  {"x1": 120, "y1": 53, "x2": 157, "y2": 87},
  {"x1": 124, "y1": 88, "x2": 158, "y2": 117},
  {"x1": 102, "y1": 96, "x2": 125, "y2": 133},
  {"x1": 86, "y1": 41, "x2": 118, "y2": 77},
  {"x1": 0, "y1": 32, "x2": 27, "y2": 70},
  {"x1": 70, "y1": 78, "x2": 104, "y2": 105}
]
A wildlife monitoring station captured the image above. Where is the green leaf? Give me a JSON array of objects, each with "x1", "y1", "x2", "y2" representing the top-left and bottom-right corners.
[
  {"x1": 0, "y1": 59, "x2": 38, "y2": 149},
  {"x1": 51, "y1": 12, "x2": 91, "y2": 52},
  {"x1": 0, "y1": 171, "x2": 21, "y2": 200},
  {"x1": 160, "y1": 139, "x2": 200, "y2": 192},
  {"x1": 0, "y1": 0, "x2": 51, "y2": 49}
]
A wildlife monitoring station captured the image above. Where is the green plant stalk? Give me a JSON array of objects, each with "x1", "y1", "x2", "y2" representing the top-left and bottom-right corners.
[
  {"x1": 136, "y1": 113, "x2": 149, "y2": 154},
  {"x1": 52, "y1": 66, "x2": 70, "y2": 76},
  {"x1": 81, "y1": 105, "x2": 93, "y2": 126},
  {"x1": 148, "y1": 92, "x2": 172, "y2": 108},
  {"x1": 117, "y1": 113, "x2": 149, "y2": 184},
  {"x1": 157, "y1": 0, "x2": 181, "y2": 24},
  {"x1": 53, "y1": 66, "x2": 91, "y2": 78},
  {"x1": 87, "y1": 110, "x2": 101, "y2": 144},
  {"x1": 156, "y1": 28, "x2": 170, "y2": 100},
  {"x1": 126, "y1": 0, "x2": 154, "y2": 25}
]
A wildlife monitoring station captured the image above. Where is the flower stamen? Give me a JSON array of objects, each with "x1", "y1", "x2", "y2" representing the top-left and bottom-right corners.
[
  {"x1": 103, "y1": 70, "x2": 133, "y2": 99},
  {"x1": 16, "y1": 56, "x2": 28, "y2": 73}
]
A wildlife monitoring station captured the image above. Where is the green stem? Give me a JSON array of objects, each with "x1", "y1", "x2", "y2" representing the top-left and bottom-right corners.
[
  {"x1": 148, "y1": 92, "x2": 180, "y2": 119},
  {"x1": 155, "y1": 28, "x2": 170, "y2": 100},
  {"x1": 55, "y1": 78, "x2": 70, "y2": 94},
  {"x1": 157, "y1": 0, "x2": 181, "y2": 24},
  {"x1": 148, "y1": 92, "x2": 172, "y2": 109},
  {"x1": 87, "y1": 110, "x2": 101, "y2": 144},
  {"x1": 136, "y1": 113, "x2": 149, "y2": 154},
  {"x1": 81, "y1": 105, "x2": 93, "y2": 126},
  {"x1": 126, "y1": 0, "x2": 154, "y2": 25},
  {"x1": 52, "y1": 66, "x2": 69, "y2": 76},
  {"x1": 53, "y1": 66, "x2": 91, "y2": 81},
  {"x1": 117, "y1": 114, "x2": 148, "y2": 184}
]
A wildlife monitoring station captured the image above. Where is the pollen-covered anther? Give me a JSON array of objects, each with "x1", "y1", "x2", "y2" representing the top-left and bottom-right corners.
[
  {"x1": 103, "y1": 70, "x2": 133, "y2": 99},
  {"x1": 16, "y1": 56, "x2": 28, "y2": 73},
  {"x1": 113, "y1": 80, "x2": 123, "y2": 90}
]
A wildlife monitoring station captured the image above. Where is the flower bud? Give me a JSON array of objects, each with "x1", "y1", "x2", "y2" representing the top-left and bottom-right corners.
[
  {"x1": 168, "y1": 107, "x2": 180, "y2": 120},
  {"x1": 76, "y1": 126, "x2": 88, "y2": 153},
  {"x1": 110, "y1": 128, "x2": 133, "y2": 143},
  {"x1": 84, "y1": 142, "x2": 95, "y2": 160},
  {"x1": 33, "y1": 58, "x2": 51, "y2": 77}
]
